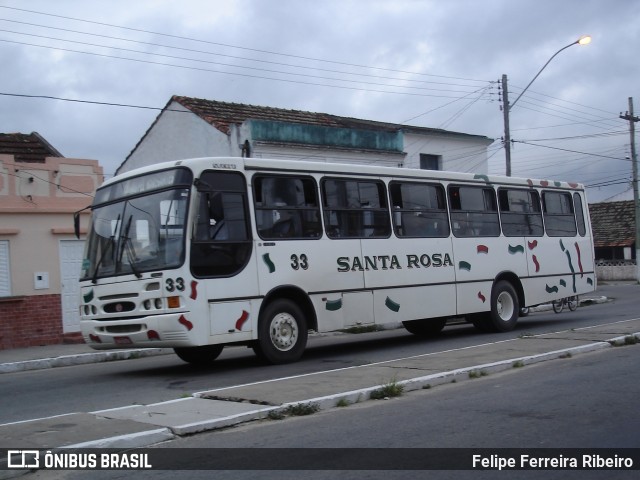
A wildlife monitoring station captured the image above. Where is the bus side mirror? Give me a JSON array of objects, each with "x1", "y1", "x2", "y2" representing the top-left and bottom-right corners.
[{"x1": 73, "y1": 211, "x2": 81, "y2": 239}]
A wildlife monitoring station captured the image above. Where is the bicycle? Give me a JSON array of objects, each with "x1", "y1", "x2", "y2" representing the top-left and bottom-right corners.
[{"x1": 552, "y1": 295, "x2": 579, "y2": 313}]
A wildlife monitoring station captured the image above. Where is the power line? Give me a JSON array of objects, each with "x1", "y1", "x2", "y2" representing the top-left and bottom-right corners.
[
  {"x1": 0, "y1": 5, "x2": 491, "y2": 84},
  {"x1": 0, "y1": 18, "x2": 485, "y2": 89},
  {"x1": 0, "y1": 30, "x2": 488, "y2": 95},
  {"x1": 511, "y1": 139, "x2": 630, "y2": 162},
  {"x1": 0, "y1": 38, "x2": 489, "y2": 99},
  {"x1": 0, "y1": 91, "x2": 183, "y2": 112}
]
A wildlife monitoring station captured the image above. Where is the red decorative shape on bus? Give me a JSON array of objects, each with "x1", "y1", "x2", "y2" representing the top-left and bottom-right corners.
[
  {"x1": 532, "y1": 255, "x2": 540, "y2": 272},
  {"x1": 540, "y1": 180, "x2": 549, "y2": 187},
  {"x1": 477, "y1": 245, "x2": 489, "y2": 254},
  {"x1": 477, "y1": 291, "x2": 486, "y2": 303},
  {"x1": 528, "y1": 240, "x2": 538, "y2": 250},
  {"x1": 190, "y1": 280, "x2": 198, "y2": 300},
  {"x1": 179, "y1": 315, "x2": 193, "y2": 331},
  {"x1": 235, "y1": 310, "x2": 250, "y2": 331},
  {"x1": 568, "y1": 182, "x2": 579, "y2": 188}
]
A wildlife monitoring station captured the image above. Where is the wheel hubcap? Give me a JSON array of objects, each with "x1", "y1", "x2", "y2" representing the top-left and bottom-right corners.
[
  {"x1": 496, "y1": 292, "x2": 515, "y2": 321},
  {"x1": 270, "y1": 313, "x2": 298, "y2": 352}
]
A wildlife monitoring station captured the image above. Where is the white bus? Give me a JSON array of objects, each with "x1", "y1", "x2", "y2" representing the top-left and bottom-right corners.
[{"x1": 77, "y1": 157, "x2": 596, "y2": 364}]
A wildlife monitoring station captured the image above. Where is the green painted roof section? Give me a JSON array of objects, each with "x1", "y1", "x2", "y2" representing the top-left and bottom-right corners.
[{"x1": 249, "y1": 119, "x2": 403, "y2": 152}]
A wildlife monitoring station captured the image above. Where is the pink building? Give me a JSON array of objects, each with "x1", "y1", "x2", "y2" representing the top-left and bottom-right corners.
[{"x1": 0, "y1": 132, "x2": 103, "y2": 349}]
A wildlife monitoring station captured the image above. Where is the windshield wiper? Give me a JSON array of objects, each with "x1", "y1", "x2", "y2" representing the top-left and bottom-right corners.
[
  {"x1": 91, "y1": 214, "x2": 120, "y2": 284},
  {"x1": 117, "y1": 215, "x2": 142, "y2": 278}
]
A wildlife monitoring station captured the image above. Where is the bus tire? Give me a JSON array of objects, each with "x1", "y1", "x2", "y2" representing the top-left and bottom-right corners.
[
  {"x1": 469, "y1": 313, "x2": 492, "y2": 333},
  {"x1": 403, "y1": 317, "x2": 447, "y2": 336},
  {"x1": 488, "y1": 280, "x2": 519, "y2": 332},
  {"x1": 254, "y1": 299, "x2": 308, "y2": 364},
  {"x1": 174, "y1": 345, "x2": 224, "y2": 365}
]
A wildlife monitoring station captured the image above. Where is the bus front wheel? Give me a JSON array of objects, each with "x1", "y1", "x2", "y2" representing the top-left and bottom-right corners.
[
  {"x1": 254, "y1": 299, "x2": 308, "y2": 364},
  {"x1": 174, "y1": 345, "x2": 224, "y2": 365},
  {"x1": 403, "y1": 317, "x2": 447, "y2": 336}
]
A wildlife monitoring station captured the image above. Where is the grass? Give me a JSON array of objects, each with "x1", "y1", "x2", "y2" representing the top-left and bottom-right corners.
[
  {"x1": 468, "y1": 370, "x2": 488, "y2": 379},
  {"x1": 512, "y1": 360, "x2": 525, "y2": 368},
  {"x1": 609, "y1": 335, "x2": 639, "y2": 347},
  {"x1": 268, "y1": 402, "x2": 320, "y2": 420},
  {"x1": 370, "y1": 379, "x2": 404, "y2": 400}
]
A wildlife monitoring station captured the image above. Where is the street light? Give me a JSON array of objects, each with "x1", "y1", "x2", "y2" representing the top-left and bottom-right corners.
[{"x1": 503, "y1": 35, "x2": 591, "y2": 176}]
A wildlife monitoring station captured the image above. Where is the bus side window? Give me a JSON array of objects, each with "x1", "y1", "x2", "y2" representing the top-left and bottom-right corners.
[
  {"x1": 449, "y1": 185, "x2": 500, "y2": 237},
  {"x1": 573, "y1": 192, "x2": 587, "y2": 237},
  {"x1": 542, "y1": 191, "x2": 577, "y2": 237},
  {"x1": 190, "y1": 171, "x2": 252, "y2": 278},
  {"x1": 253, "y1": 175, "x2": 322, "y2": 239},
  {"x1": 390, "y1": 181, "x2": 449, "y2": 238},
  {"x1": 498, "y1": 188, "x2": 543, "y2": 237},
  {"x1": 321, "y1": 178, "x2": 391, "y2": 239}
]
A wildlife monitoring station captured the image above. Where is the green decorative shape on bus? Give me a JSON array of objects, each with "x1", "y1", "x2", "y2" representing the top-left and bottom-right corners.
[
  {"x1": 545, "y1": 284, "x2": 559, "y2": 294},
  {"x1": 474, "y1": 174, "x2": 490, "y2": 183},
  {"x1": 587, "y1": 277, "x2": 593, "y2": 286},
  {"x1": 554, "y1": 181, "x2": 562, "y2": 187},
  {"x1": 83, "y1": 289, "x2": 94, "y2": 303},
  {"x1": 458, "y1": 261, "x2": 471, "y2": 271},
  {"x1": 508, "y1": 244, "x2": 524, "y2": 255},
  {"x1": 325, "y1": 299, "x2": 343, "y2": 311},
  {"x1": 565, "y1": 250, "x2": 577, "y2": 293},
  {"x1": 385, "y1": 296, "x2": 400, "y2": 312},
  {"x1": 559, "y1": 239, "x2": 565, "y2": 251},
  {"x1": 262, "y1": 253, "x2": 276, "y2": 273},
  {"x1": 559, "y1": 279, "x2": 567, "y2": 288}
]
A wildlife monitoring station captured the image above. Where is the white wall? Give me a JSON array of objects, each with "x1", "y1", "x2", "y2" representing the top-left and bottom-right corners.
[
  {"x1": 403, "y1": 132, "x2": 491, "y2": 174},
  {"x1": 252, "y1": 143, "x2": 405, "y2": 168},
  {"x1": 120, "y1": 102, "x2": 237, "y2": 174},
  {"x1": 121, "y1": 104, "x2": 492, "y2": 175}
]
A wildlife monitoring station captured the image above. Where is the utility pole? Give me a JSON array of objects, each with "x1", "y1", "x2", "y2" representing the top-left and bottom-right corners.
[
  {"x1": 501, "y1": 74, "x2": 512, "y2": 177},
  {"x1": 619, "y1": 97, "x2": 640, "y2": 283}
]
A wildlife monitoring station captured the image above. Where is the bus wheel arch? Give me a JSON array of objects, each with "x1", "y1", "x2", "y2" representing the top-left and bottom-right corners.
[
  {"x1": 473, "y1": 273, "x2": 522, "y2": 333},
  {"x1": 253, "y1": 286, "x2": 315, "y2": 364},
  {"x1": 488, "y1": 273, "x2": 522, "y2": 332},
  {"x1": 174, "y1": 345, "x2": 224, "y2": 365}
]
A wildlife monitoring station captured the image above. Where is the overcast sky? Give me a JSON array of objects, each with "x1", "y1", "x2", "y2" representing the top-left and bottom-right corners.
[{"x1": 1, "y1": 0, "x2": 639, "y2": 202}]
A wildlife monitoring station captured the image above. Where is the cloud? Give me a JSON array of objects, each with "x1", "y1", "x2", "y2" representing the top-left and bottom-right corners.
[{"x1": 0, "y1": 0, "x2": 637, "y2": 201}]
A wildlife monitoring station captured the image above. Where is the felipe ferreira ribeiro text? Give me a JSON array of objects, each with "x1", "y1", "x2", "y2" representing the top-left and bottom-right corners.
[{"x1": 473, "y1": 454, "x2": 634, "y2": 470}]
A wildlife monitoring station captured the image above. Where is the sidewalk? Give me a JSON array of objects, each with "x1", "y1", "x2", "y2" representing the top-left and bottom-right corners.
[{"x1": 1, "y1": 310, "x2": 638, "y2": 469}]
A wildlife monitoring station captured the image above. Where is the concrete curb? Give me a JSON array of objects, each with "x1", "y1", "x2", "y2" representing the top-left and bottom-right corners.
[{"x1": 0, "y1": 348, "x2": 171, "y2": 374}]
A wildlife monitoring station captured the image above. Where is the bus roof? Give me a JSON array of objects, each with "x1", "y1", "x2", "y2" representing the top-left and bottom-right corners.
[{"x1": 103, "y1": 157, "x2": 585, "y2": 192}]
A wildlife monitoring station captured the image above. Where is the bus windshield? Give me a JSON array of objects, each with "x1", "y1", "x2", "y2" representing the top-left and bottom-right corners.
[{"x1": 81, "y1": 169, "x2": 192, "y2": 282}]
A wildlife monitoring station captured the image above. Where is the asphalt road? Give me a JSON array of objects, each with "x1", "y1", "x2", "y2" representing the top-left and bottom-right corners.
[
  {"x1": 0, "y1": 283, "x2": 637, "y2": 426},
  {"x1": 24, "y1": 329, "x2": 639, "y2": 480}
]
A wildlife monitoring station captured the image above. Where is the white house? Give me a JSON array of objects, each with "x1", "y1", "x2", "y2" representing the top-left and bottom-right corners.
[{"x1": 117, "y1": 96, "x2": 493, "y2": 175}]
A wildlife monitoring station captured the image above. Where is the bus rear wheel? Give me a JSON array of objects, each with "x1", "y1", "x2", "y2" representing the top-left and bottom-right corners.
[
  {"x1": 471, "y1": 281, "x2": 520, "y2": 333},
  {"x1": 488, "y1": 280, "x2": 519, "y2": 332},
  {"x1": 253, "y1": 299, "x2": 308, "y2": 364},
  {"x1": 403, "y1": 317, "x2": 447, "y2": 336},
  {"x1": 174, "y1": 345, "x2": 224, "y2": 365}
]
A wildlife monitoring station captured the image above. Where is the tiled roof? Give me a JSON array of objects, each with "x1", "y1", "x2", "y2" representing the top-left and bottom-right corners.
[
  {"x1": 172, "y1": 96, "x2": 489, "y2": 139},
  {"x1": 589, "y1": 200, "x2": 635, "y2": 248},
  {"x1": 0, "y1": 132, "x2": 63, "y2": 162}
]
